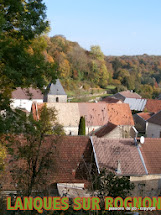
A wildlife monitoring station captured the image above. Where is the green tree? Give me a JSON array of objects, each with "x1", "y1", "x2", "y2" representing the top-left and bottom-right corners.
[
  {"x1": 7, "y1": 105, "x2": 64, "y2": 197},
  {"x1": 78, "y1": 116, "x2": 86, "y2": 135},
  {"x1": 99, "y1": 63, "x2": 109, "y2": 88},
  {"x1": 140, "y1": 84, "x2": 154, "y2": 98},
  {"x1": 89, "y1": 170, "x2": 135, "y2": 214},
  {"x1": 90, "y1": 45, "x2": 104, "y2": 61},
  {"x1": 0, "y1": 0, "x2": 56, "y2": 134}
]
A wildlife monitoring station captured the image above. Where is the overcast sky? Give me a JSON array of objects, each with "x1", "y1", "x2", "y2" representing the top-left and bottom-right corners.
[{"x1": 43, "y1": 0, "x2": 161, "y2": 56}]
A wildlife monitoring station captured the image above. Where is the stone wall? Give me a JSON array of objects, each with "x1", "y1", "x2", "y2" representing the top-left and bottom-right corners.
[
  {"x1": 130, "y1": 175, "x2": 161, "y2": 197},
  {"x1": 47, "y1": 95, "x2": 67, "y2": 103},
  {"x1": 146, "y1": 122, "x2": 161, "y2": 138},
  {"x1": 103, "y1": 125, "x2": 132, "y2": 138}
]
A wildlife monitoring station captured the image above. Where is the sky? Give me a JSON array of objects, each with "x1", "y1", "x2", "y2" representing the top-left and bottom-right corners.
[{"x1": 43, "y1": 0, "x2": 161, "y2": 56}]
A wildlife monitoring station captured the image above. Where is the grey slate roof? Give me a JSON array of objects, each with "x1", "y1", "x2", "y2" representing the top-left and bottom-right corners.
[
  {"x1": 147, "y1": 110, "x2": 161, "y2": 126},
  {"x1": 48, "y1": 79, "x2": 66, "y2": 95},
  {"x1": 124, "y1": 98, "x2": 147, "y2": 111}
]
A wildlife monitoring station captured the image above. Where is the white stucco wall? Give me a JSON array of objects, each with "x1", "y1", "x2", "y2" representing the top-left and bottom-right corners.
[
  {"x1": 11, "y1": 99, "x2": 43, "y2": 112},
  {"x1": 146, "y1": 122, "x2": 161, "y2": 138},
  {"x1": 64, "y1": 126, "x2": 101, "y2": 136}
]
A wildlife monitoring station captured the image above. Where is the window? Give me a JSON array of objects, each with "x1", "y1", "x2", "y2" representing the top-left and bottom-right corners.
[{"x1": 56, "y1": 97, "x2": 59, "y2": 102}]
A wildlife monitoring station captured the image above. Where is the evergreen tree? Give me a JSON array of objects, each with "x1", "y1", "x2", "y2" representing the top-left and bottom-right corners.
[{"x1": 78, "y1": 116, "x2": 86, "y2": 135}]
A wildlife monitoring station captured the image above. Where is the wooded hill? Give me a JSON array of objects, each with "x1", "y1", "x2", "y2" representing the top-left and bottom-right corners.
[{"x1": 43, "y1": 35, "x2": 161, "y2": 98}]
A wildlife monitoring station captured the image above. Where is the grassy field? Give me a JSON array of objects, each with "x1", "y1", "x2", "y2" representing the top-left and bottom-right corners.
[
  {"x1": 69, "y1": 93, "x2": 111, "y2": 103},
  {"x1": 106, "y1": 85, "x2": 116, "y2": 90},
  {"x1": 66, "y1": 85, "x2": 116, "y2": 102}
]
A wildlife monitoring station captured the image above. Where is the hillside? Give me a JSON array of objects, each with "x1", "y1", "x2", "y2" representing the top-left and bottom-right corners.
[{"x1": 44, "y1": 35, "x2": 161, "y2": 99}]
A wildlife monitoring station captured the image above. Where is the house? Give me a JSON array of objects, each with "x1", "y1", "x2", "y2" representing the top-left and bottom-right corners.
[
  {"x1": 146, "y1": 111, "x2": 161, "y2": 138},
  {"x1": 113, "y1": 90, "x2": 142, "y2": 101},
  {"x1": 11, "y1": 79, "x2": 67, "y2": 112},
  {"x1": 11, "y1": 87, "x2": 43, "y2": 112},
  {"x1": 94, "y1": 103, "x2": 135, "y2": 138},
  {"x1": 112, "y1": 97, "x2": 161, "y2": 113},
  {"x1": 144, "y1": 99, "x2": 161, "y2": 113},
  {"x1": 133, "y1": 138, "x2": 161, "y2": 197},
  {"x1": 133, "y1": 112, "x2": 154, "y2": 133},
  {"x1": 91, "y1": 136, "x2": 161, "y2": 197},
  {"x1": 3, "y1": 135, "x2": 161, "y2": 198},
  {"x1": 94, "y1": 122, "x2": 137, "y2": 138},
  {"x1": 2, "y1": 136, "x2": 93, "y2": 198},
  {"x1": 124, "y1": 98, "x2": 147, "y2": 111},
  {"x1": 99, "y1": 97, "x2": 122, "y2": 104},
  {"x1": 32, "y1": 102, "x2": 135, "y2": 137},
  {"x1": 111, "y1": 91, "x2": 147, "y2": 112},
  {"x1": 44, "y1": 79, "x2": 67, "y2": 103}
]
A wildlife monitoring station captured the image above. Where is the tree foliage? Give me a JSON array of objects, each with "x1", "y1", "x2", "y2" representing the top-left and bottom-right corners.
[
  {"x1": 7, "y1": 105, "x2": 64, "y2": 197},
  {"x1": 0, "y1": 0, "x2": 57, "y2": 134},
  {"x1": 92, "y1": 170, "x2": 134, "y2": 199},
  {"x1": 78, "y1": 116, "x2": 86, "y2": 135}
]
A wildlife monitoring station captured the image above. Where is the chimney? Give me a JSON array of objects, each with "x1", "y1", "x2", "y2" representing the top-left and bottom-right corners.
[
  {"x1": 116, "y1": 160, "x2": 121, "y2": 174},
  {"x1": 72, "y1": 169, "x2": 76, "y2": 177}
]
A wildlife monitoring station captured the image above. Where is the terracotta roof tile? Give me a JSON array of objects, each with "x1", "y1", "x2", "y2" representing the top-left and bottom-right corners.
[
  {"x1": 140, "y1": 138, "x2": 161, "y2": 174},
  {"x1": 115, "y1": 90, "x2": 141, "y2": 99},
  {"x1": 12, "y1": 87, "x2": 43, "y2": 100},
  {"x1": 144, "y1": 99, "x2": 161, "y2": 113},
  {"x1": 92, "y1": 137, "x2": 146, "y2": 176},
  {"x1": 137, "y1": 112, "x2": 154, "y2": 121},
  {"x1": 51, "y1": 136, "x2": 92, "y2": 183},
  {"x1": 119, "y1": 90, "x2": 141, "y2": 99},
  {"x1": 107, "y1": 103, "x2": 134, "y2": 126},
  {"x1": 78, "y1": 103, "x2": 108, "y2": 126},
  {"x1": 2, "y1": 136, "x2": 92, "y2": 191},
  {"x1": 32, "y1": 103, "x2": 134, "y2": 127}
]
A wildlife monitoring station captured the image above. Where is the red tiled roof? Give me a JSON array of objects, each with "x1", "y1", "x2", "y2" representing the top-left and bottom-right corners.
[
  {"x1": 32, "y1": 103, "x2": 134, "y2": 126},
  {"x1": 92, "y1": 137, "x2": 146, "y2": 176},
  {"x1": 51, "y1": 136, "x2": 93, "y2": 183},
  {"x1": 137, "y1": 112, "x2": 154, "y2": 121},
  {"x1": 147, "y1": 110, "x2": 161, "y2": 126},
  {"x1": 12, "y1": 87, "x2": 43, "y2": 100},
  {"x1": 140, "y1": 138, "x2": 161, "y2": 174},
  {"x1": 78, "y1": 103, "x2": 109, "y2": 126},
  {"x1": 95, "y1": 122, "x2": 117, "y2": 137},
  {"x1": 107, "y1": 103, "x2": 134, "y2": 126},
  {"x1": 144, "y1": 99, "x2": 161, "y2": 113},
  {"x1": 2, "y1": 136, "x2": 92, "y2": 191}
]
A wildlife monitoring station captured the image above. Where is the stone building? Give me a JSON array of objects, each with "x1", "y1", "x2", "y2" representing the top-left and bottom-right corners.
[
  {"x1": 146, "y1": 111, "x2": 161, "y2": 138},
  {"x1": 91, "y1": 137, "x2": 161, "y2": 197},
  {"x1": 44, "y1": 79, "x2": 67, "y2": 103},
  {"x1": 32, "y1": 102, "x2": 135, "y2": 137}
]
